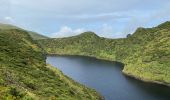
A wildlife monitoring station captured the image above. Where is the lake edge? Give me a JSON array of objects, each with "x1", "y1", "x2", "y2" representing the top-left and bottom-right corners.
[{"x1": 47, "y1": 54, "x2": 170, "y2": 87}]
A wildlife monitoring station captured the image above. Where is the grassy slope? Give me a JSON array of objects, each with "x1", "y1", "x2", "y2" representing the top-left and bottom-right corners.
[
  {"x1": 27, "y1": 31, "x2": 49, "y2": 40},
  {"x1": 38, "y1": 32, "x2": 117, "y2": 60},
  {"x1": 38, "y1": 22, "x2": 170, "y2": 86},
  {"x1": 0, "y1": 29, "x2": 102, "y2": 100},
  {"x1": 121, "y1": 24, "x2": 170, "y2": 85},
  {"x1": 0, "y1": 23, "x2": 49, "y2": 40}
]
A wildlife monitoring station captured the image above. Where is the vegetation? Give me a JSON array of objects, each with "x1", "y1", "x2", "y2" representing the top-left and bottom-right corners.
[
  {"x1": 27, "y1": 31, "x2": 49, "y2": 40},
  {"x1": 37, "y1": 31, "x2": 117, "y2": 60},
  {"x1": 0, "y1": 28, "x2": 102, "y2": 99},
  {"x1": 0, "y1": 23, "x2": 49, "y2": 40},
  {"x1": 38, "y1": 22, "x2": 170, "y2": 86}
]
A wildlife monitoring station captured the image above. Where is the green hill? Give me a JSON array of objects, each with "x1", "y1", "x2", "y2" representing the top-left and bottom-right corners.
[
  {"x1": 0, "y1": 23, "x2": 49, "y2": 40},
  {"x1": 0, "y1": 23, "x2": 19, "y2": 30},
  {"x1": 37, "y1": 31, "x2": 125, "y2": 61},
  {"x1": 0, "y1": 28, "x2": 102, "y2": 99},
  {"x1": 27, "y1": 31, "x2": 49, "y2": 40},
  {"x1": 38, "y1": 21, "x2": 170, "y2": 86}
]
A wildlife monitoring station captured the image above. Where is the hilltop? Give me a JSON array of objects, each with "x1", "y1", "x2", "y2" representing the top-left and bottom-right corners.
[
  {"x1": 0, "y1": 28, "x2": 102, "y2": 99},
  {"x1": 0, "y1": 23, "x2": 49, "y2": 40},
  {"x1": 38, "y1": 21, "x2": 170, "y2": 86},
  {"x1": 38, "y1": 31, "x2": 106, "y2": 56},
  {"x1": 27, "y1": 31, "x2": 49, "y2": 40}
]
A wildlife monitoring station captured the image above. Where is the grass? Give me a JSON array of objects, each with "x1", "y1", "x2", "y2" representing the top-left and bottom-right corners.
[
  {"x1": 0, "y1": 23, "x2": 49, "y2": 40},
  {"x1": 38, "y1": 21, "x2": 170, "y2": 86},
  {"x1": 0, "y1": 28, "x2": 102, "y2": 100}
]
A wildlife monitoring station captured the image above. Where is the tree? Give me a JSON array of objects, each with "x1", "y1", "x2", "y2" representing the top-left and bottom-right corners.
[{"x1": 127, "y1": 34, "x2": 131, "y2": 38}]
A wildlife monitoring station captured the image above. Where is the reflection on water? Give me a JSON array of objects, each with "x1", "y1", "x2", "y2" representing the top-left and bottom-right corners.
[{"x1": 47, "y1": 56, "x2": 170, "y2": 100}]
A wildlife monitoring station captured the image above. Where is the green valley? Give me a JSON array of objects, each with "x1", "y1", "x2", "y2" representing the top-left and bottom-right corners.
[
  {"x1": 0, "y1": 28, "x2": 102, "y2": 100},
  {"x1": 38, "y1": 21, "x2": 170, "y2": 86}
]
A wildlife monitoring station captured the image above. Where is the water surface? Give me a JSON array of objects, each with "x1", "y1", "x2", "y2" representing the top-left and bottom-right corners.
[{"x1": 47, "y1": 56, "x2": 170, "y2": 100}]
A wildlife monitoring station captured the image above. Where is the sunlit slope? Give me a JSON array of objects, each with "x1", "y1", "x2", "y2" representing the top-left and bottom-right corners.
[
  {"x1": 38, "y1": 31, "x2": 118, "y2": 60},
  {"x1": 0, "y1": 29, "x2": 102, "y2": 100},
  {"x1": 38, "y1": 21, "x2": 170, "y2": 86},
  {"x1": 0, "y1": 23, "x2": 49, "y2": 40},
  {"x1": 122, "y1": 23, "x2": 170, "y2": 85}
]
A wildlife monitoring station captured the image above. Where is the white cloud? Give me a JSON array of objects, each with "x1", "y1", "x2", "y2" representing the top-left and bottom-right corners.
[
  {"x1": 51, "y1": 26, "x2": 85, "y2": 38},
  {"x1": 4, "y1": 16, "x2": 14, "y2": 23},
  {"x1": 4, "y1": 16, "x2": 12, "y2": 21},
  {"x1": 51, "y1": 24, "x2": 129, "y2": 39},
  {"x1": 2, "y1": 0, "x2": 170, "y2": 38},
  {"x1": 54, "y1": 12, "x2": 131, "y2": 19},
  {"x1": 10, "y1": 0, "x2": 165, "y2": 15},
  {"x1": 123, "y1": 3, "x2": 170, "y2": 35},
  {"x1": 0, "y1": 16, "x2": 14, "y2": 24}
]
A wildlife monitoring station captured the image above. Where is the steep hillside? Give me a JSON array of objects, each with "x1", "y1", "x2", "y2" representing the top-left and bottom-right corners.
[
  {"x1": 122, "y1": 24, "x2": 170, "y2": 85},
  {"x1": 0, "y1": 29, "x2": 102, "y2": 100},
  {"x1": 38, "y1": 31, "x2": 117, "y2": 60},
  {"x1": 38, "y1": 21, "x2": 170, "y2": 86},
  {"x1": 0, "y1": 23, "x2": 49, "y2": 40},
  {"x1": 27, "y1": 31, "x2": 49, "y2": 40}
]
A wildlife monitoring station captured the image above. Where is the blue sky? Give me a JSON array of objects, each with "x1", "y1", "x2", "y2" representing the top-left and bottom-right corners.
[{"x1": 1, "y1": 0, "x2": 170, "y2": 38}]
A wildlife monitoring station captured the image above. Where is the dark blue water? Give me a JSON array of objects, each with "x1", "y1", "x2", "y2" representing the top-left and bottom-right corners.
[{"x1": 47, "y1": 56, "x2": 170, "y2": 100}]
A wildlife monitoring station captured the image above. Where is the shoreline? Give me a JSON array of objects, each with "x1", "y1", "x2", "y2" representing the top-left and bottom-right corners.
[
  {"x1": 122, "y1": 71, "x2": 170, "y2": 87},
  {"x1": 46, "y1": 64, "x2": 105, "y2": 100},
  {"x1": 47, "y1": 53, "x2": 170, "y2": 87},
  {"x1": 47, "y1": 53, "x2": 124, "y2": 65}
]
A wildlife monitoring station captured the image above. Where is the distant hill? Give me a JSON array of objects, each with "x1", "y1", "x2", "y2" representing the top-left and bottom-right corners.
[
  {"x1": 0, "y1": 23, "x2": 49, "y2": 40},
  {"x1": 27, "y1": 31, "x2": 49, "y2": 40},
  {"x1": 0, "y1": 27, "x2": 102, "y2": 99},
  {"x1": 38, "y1": 21, "x2": 170, "y2": 86},
  {"x1": 0, "y1": 23, "x2": 19, "y2": 29}
]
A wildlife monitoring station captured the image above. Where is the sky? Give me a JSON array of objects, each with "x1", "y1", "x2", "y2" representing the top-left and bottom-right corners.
[{"x1": 1, "y1": 0, "x2": 170, "y2": 38}]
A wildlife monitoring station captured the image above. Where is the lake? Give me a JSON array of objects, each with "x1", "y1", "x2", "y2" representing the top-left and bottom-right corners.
[{"x1": 47, "y1": 56, "x2": 170, "y2": 100}]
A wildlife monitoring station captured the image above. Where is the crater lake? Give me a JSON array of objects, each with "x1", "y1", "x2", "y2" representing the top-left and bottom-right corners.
[{"x1": 47, "y1": 56, "x2": 170, "y2": 100}]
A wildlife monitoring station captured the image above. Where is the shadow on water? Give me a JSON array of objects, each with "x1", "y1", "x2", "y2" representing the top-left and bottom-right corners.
[
  {"x1": 50, "y1": 55, "x2": 125, "y2": 69},
  {"x1": 47, "y1": 55, "x2": 170, "y2": 100},
  {"x1": 124, "y1": 75, "x2": 170, "y2": 100}
]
